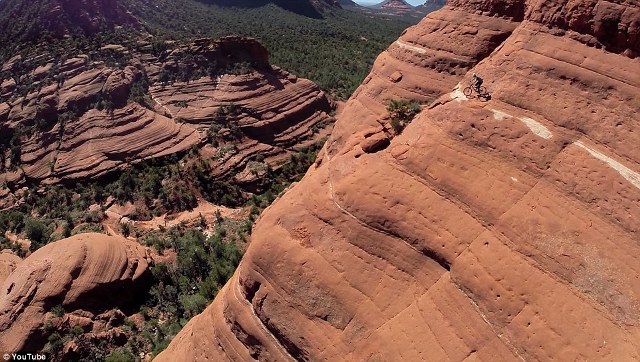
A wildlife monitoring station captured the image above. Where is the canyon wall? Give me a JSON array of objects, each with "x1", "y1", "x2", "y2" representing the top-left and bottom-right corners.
[
  {"x1": 0, "y1": 37, "x2": 331, "y2": 193},
  {"x1": 157, "y1": 0, "x2": 640, "y2": 360}
]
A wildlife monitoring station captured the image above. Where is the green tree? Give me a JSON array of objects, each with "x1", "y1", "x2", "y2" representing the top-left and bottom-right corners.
[
  {"x1": 24, "y1": 217, "x2": 49, "y2": 250},
  {"x1": 105, "y1": 349, "x2": 136, "y2": 362}
]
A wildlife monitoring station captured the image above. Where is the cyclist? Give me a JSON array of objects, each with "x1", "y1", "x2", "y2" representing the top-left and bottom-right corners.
[{"x1": 471, "y1": 73, "x2": 483, "y2": 91}]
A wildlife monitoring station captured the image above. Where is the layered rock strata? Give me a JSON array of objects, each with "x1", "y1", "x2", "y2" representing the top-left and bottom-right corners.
[
  {"x1": 158, "y1": 1, "x2": 640, "y2": 360},
  {"x1": 0, "y1": 233, "x2": 152, "y2": 352},
  {"x1": 0, "y1": 37, "x2": 332, "y2": 191}
]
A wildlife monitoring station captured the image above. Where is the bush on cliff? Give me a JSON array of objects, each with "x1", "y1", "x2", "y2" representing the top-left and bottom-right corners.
[{"x1": 387, "y1": 99, "x2": 421, "y2": 134}]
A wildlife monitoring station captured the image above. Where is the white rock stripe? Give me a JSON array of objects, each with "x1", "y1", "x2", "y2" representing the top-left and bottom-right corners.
[
  {"x1": 450, "y1": 84, "x2": 468, "y2": 102},
  {"x1": 575, "y1": 141, "x2": 640, "y2": 190},
  {"x1": 519, "y1": 116, "x2": 552, "y2": 139},
  {"x1": 394, "y1": 40, "x2": 427, "y2": 54},
  {"x1": 491, "y1": 109, "x2": 510, "y2": 121},
  {"x1": 490, "y1": 109, "x2": 553, "y2": 139}
]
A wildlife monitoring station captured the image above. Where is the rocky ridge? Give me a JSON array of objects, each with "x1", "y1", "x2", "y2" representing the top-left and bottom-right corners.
[
  {"x1": 373, "y1": 0, "x2": 414, "y2": 12},
  {"x1": 157, "y1": 0, "x2": 640, "y2": 360},
  {"x1": 0, "y1": 37, "x2": 332, "y2": 205}
]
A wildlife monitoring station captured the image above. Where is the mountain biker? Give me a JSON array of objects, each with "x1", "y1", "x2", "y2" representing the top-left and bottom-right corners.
[{"x1": 471, "y1": 73, "x2": 483, "y2": 91}]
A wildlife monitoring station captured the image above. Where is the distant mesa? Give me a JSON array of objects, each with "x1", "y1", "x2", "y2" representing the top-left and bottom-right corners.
[
  {"x1": 370, "y1": 0, "x2": 414, "y2": 11},
  {"x1": 336, "y1": 0, "x2": 360, "y2": 7},
  {"x1": 359, "y1": 0, "x2": 441, "y2": 17}
]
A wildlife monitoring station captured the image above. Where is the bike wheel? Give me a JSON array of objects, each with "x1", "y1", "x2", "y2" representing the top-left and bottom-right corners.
[
  {"x1": 463, "y1": 87, "x2": 473, "y2": 97},
  {"x1": 478, "y1": 86, "x2": 491, "y2": 100}
]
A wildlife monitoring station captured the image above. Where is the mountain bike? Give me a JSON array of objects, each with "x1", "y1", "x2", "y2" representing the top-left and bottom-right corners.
[{"x1": 463, "y1": 85, "x2": 490, "y2": 100}]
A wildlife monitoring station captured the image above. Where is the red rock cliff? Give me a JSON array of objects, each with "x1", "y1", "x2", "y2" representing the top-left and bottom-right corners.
[
  {"x1": 157, "y1": 0, "x2": 640, "y2": 360},
  {"x1": 0, "y1": 37, "x2": 331, "y2": 193}
]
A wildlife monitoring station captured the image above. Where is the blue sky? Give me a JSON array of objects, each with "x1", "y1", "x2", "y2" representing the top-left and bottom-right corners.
[{"x1": 353, "y1": 0, "x2": 424, "y2": 5}]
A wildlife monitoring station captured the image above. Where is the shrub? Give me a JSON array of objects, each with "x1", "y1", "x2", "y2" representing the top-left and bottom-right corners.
[
  {"x1": 71, "y1": 325, "x2": 85, "y2": 337},
  {"x1": 105, "y1": 349, "x2": 136, "y2": 362},
  {"x1": 46, "y1": 332, "x2": 63, "y2": 353},
  {"x1": 120, "y1": 222, "x2": 133, "y2": 237},
  {"x1": 387, "y1": 99, "x2": 421, "y2": 134},
  {"x1": 51, "y1": 304, "x2": 65, "y2": 317},
  {"x1": 24, "y1": 217, "x2": 49, "y2": 250},
  {"x1": 179, "y1": 294, "x2": 208, "y2": 318}
]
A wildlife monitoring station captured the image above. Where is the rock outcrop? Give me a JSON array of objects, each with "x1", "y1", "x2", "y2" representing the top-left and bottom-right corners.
[
  {"x1": 157, "y1": 0, "x2": 640, "y2": 360},
  {"x1": 0, "y1": 55, "x2": 201, "y2": 184},
  {"x1": 149, "y1": 66, "x2": 331, "y2": 180},
  {"x1": 417, "y1": 0, "x2": 446, "y2": 12},
  {"x1": 0, "y1": 37, "x2": 332, "y2": 193},
  {"x1": 0, "y1": 233, "x2": 152, "y2": 353}
]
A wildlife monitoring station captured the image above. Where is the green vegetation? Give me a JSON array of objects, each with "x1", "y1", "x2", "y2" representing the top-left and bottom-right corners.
[
  {"x1": 129, "y1": 2, "x2": 412, "y2": 99},
  {"x1": 0, "y1": 127, "x2": 23, "y2": 172},
  {"x1": 51, "y1": 304, "x2": 65, "y2": 317},
  {"x1": 0, "y1": 1, "x2": 414, "y2": 100},
  {"x1": 105, "y1": 349, "x2": 137, "y2": 362},
  {"x1": 387, "y1": 99, "x2": 421, "y2": 134},
  {"x1": 45, "y1": 332, "x2": 64, "y2": 354},
  {"x1": 135, "y1": 226, "x2": 242, "y2": 356},
  {"x1": 0, "y1": 135, "x2": 324, "y2": 258},
  {"x1": 24, "y1": 217, "x2": 49, "y2": 250}
]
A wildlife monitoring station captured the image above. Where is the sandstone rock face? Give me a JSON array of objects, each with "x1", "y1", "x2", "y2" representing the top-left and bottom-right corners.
[
  {"x1": 0, "y1": 37, "x2": 331, "y2": 189},
  {"x1": 0, "y1": 54, "x2": 201, "y2": 184},
  {"x1": 360, "y1": 131, "x2": 390, "y2": 153},
  {"x1": 0, "y1": 233, "x2": 152, "y2": 353},
  {"x1": 103, "y1": 66, "x2": 141, "y2": 100},
  {"x1": 0, "y1": 252, "x2": 20, "y2": 286},
  {"x1": 149, "y1": 66, "x2": 332, "y2": 180},
  {"x1": 158, "y1": 1, "x2": 640, "y2": 361}
]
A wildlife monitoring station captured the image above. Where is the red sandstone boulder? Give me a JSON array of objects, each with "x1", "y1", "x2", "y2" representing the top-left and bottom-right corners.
[
  {"x1": 360, "y1": 132, "x2": 390, "y2": 153},
  {"x1": 0, "y1": 233, "x2": 152, "y2": 353},
  {"x1": 102, "y1": 66, "x2": 141, "y2": 101}
]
